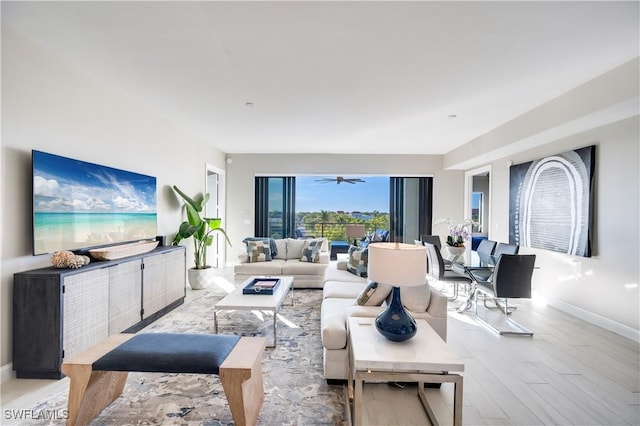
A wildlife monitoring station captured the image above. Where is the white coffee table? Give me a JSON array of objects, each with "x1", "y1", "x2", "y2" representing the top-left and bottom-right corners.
[
  {"x1": 347, "y1": 317, "x2": 465, "y2": 426},
  {"x1": 214, "y1": 276, "x2": 294, "y2": 348}
]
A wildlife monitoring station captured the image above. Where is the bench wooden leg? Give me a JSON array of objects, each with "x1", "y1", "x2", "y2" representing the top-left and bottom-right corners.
[
  {"x1": 61, "y1": 334, "x2": 135, "y2": 426},
  {"x1": 220, "y1": 337, "x2": 267, "y2": 426}
]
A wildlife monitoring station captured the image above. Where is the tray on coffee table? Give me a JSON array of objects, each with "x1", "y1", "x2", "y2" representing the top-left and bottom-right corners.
[{"x1": 242, "y1": 277, "x2": 281, "y2": 295}]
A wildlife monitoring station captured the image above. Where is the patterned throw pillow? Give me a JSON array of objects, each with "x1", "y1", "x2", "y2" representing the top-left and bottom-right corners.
[
  {"x1": 346, "y1": 246, "x2": 368, "y2": 277},
  {"x1": 300, "y1": 239, "x2": 323, "y2": 263},
  {"x1": 247, "y1": 240, "x2": 272, "y2": 263},
  {"x1": 242, "y1": 237, "x2": 277, "y2": 258},
  {"x1": 356, "y1": 281, "x2": 393, "y2": 306}
]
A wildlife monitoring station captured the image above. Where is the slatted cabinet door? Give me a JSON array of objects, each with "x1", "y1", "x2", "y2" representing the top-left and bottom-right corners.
[
  {"x1": 62, "y1": 267, "x2": 109, "y2": 360},
  {"x1": 165, "y1": 249, "x2": 186, "y2": 305},
  {"x1": 108, "y1": 259, "x2": 143, "y2": 334},
  {"x1": 142, "y1": 253, "x2": 168, "y2": 319}
]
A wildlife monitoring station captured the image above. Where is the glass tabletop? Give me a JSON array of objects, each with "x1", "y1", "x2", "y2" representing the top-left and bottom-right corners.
[{"x1": 452, "y1": 251, "x2": 498, "y2": 270}]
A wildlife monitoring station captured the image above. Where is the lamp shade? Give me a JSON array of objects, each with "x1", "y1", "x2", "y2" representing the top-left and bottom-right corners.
[
  {"x1": 345, "y1": 224, "x2": 366, "y2": 239},
  {"x1": 367, "y1": 242, "x2": 427, "y2": 287}
]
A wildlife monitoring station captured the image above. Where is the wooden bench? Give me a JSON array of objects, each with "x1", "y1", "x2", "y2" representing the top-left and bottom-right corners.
[{"x1": 61, "y1": 333, "x2": 266, "y2": 426}]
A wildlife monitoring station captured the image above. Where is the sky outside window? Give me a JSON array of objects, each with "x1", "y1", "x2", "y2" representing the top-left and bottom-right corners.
[{"x1": 296, "y1": 176, "x2": 389, "y2": 212}]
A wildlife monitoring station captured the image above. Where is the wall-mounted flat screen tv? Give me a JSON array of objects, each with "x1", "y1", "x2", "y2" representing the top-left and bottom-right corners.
[{"x1": 32, "y1": 150, "x2": 157, "y2": 255}]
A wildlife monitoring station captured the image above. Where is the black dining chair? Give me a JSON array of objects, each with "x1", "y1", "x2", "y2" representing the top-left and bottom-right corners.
[
  {"x1": 425, "y1": 243, "x2": 472, "y2": 301},
  {"x1": 471, "y1": 242, "x2": 517, "y2": 282},
  {"x1": 473, "y1": 254, "x2": 536, "y2": 336}
]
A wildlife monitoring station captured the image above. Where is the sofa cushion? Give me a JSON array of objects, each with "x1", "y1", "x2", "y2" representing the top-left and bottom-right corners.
[
  {"x1": 242, "y1": 237, "x2": 278, "y2": 258},
  {"x1": 285, "y1": 238, "x2": 306, "y2": 259},
  {"x1": 346, "y1": 246, "x2": 368, "y2": 277},
  {"x1": 246, "y1": 240, "x2": 272, "y2": 262},
  {"x1": 398, "y1": 283, "x2": 431, "y2": 312},
  {"x1": 356, "y1": 281, "x2": 392, "y2": 306},
  {"x1": 300, "y1": 238, "x2": 323, "y2": 263},
  {"x1": 282, "y1": 259, "x2": 327, "y2": 275},
  {"x1": 234, "y1": 259, "x2": 284, "y2": 275},
  {"x1": 323, "y1": 281, "x2": 367, "y2": 299},
  {"x1": 321, "y1": 298, "x2": 355, "y2": 350}
]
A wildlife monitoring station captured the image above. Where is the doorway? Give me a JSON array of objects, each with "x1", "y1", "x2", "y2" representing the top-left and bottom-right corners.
[
  {"x1": 206, "y1": 164, "x2": 225, "y2": 268},
  {"x1": 464, "y1": 166, "x2": 491, "y2": 237}
]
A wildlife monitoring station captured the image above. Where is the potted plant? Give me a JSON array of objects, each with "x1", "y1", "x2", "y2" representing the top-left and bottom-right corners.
[
  {"x1": 434, "y1": 218, "x2": 475, "y2": 257},
  {"x1": 172, "y1": 185, "x2": 230, "y2": 289}
]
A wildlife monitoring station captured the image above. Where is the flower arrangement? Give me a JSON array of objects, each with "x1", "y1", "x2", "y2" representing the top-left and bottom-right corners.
[{"x1": 434, "y1": 218, "x2": 475, "y2": 247}]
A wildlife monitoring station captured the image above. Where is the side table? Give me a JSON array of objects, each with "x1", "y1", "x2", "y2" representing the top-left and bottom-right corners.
[{"x1": 347, "y1": 317, "x2": 465, "y2": 425}]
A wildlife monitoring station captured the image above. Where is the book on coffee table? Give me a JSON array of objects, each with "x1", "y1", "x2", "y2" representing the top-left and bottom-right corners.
[{"x1": 242, "y1": 278, "x2": 281, "y2": 295}]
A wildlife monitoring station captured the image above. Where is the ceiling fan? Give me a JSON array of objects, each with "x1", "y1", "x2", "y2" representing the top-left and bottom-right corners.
[{"x1": 315, "y1": 176, "x2": 366, "y2": 184}]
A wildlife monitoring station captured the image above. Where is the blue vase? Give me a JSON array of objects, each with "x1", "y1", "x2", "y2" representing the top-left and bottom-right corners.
[{"x1": 375, "y1": 287, "x2": 417, "y2": 342}]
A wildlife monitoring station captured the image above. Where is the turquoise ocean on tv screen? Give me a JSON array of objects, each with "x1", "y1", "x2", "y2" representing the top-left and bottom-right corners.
[{"x1": 34, "y1": 212, "x2": 157, "y2": 254}]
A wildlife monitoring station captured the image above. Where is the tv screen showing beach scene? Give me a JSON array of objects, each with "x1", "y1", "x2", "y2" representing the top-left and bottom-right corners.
[{"x1": 32, "y1": 150, "x2": 157, "y2": 255}]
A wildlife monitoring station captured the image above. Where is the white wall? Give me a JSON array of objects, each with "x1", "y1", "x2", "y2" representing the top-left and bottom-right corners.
[
  {"x1": 1, "y1": 28, "x2": 226, "y2": 371},
  {"x1": 488, "y1": 117, "x2": 639, "y2": 338},
  {"x1": 225, "y1": 154, "x2": 464, "y2": 261},
  {"x1": 446, "y1": 59, "x2": 639, "y2": 339}
]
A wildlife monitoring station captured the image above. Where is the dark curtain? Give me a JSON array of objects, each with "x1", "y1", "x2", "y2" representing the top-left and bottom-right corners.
[
  {"x1": 254, "y1": 176, "x2": 296, "y2": 238},
  {"x1": 390, "y1": 178, "x2": 404, "y2": 242},
  {"x1": 254, "y1": 177, "x2": 269, "y2": 237},
  {"x1": 418, "y1": 177, "x2": 434, "y2": 237},
  {"x1": 390, "y1": 177, "x2": 433, "y2": 242}
]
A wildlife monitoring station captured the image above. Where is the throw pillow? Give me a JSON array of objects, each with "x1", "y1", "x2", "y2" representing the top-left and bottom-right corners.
[
  {"x1": 346, "y1": 246, "x2": 368, "y2": 277},
  {"x1": 399, "y1": 283, "x2": 431, "y2": 312},
  {"x1": 242, "y1": 237, "x2": 277, "y2": 258},
  {"x1": 247, "y1": 240, "x2": 272, "y2": 263},
  {"x1": 356, "y1": 281, "x2": 393, "y2": 306},
  {"x1": 300, "y1": 238, "x2": 323, "y2": 263},
  {"x1": 274, "y1": 239, "x2": 287, "y2": 260},
  {"x1": 285, "y1": 238, "x2": 307, "y2": 259}
]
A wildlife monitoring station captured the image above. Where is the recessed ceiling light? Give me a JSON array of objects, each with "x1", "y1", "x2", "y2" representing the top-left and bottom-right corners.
[
  {"x1": 448, "y1": 114, "x2": 457, "y2": 119},
  {"x1": 245, "y1": 101, "x2": 255, "y2": 108}
]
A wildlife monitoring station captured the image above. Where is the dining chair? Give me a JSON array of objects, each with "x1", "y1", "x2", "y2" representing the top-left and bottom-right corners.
[
  {"x1": 471, "y1": 242, "x2": 517, "y2": 282},
  {"x1": 475, "y1": 239, "x2": 497, "y2": 256},
  {"x1": 473, "y1": 254, "x2": 536, "y2": 336},
  {"x1": 425, "y1": 243, "x2": 472, "y2": 301},
  {"x1": 421, "y1": 235, "x2": 442, "y2": 249}
]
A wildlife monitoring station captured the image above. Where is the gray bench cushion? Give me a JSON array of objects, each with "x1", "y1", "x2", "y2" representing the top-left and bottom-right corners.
[{"x1": 92, "y1": 333, "x2": 240, "y2": 375}]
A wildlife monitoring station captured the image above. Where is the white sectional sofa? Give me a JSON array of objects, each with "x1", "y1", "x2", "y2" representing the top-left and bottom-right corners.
[
  {"x1": 234, "y1": 237, "x2": 330, "y2": 288},
  {"x1": 320, "y1": 260, "x2": 448, "y2": 380}
]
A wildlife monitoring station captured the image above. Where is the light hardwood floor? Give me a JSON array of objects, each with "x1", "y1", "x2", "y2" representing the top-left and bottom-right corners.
[
  {"x1": 418, "y1": 293, "x2": 640, "y2": 426},
  {"x1": 2, "y1": 271, "x2": 639, "y2": 425}
]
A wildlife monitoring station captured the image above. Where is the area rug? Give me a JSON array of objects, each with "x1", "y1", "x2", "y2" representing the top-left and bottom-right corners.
[{"x1": 28, "y1": 287, "x2": 347, "y2": 425}]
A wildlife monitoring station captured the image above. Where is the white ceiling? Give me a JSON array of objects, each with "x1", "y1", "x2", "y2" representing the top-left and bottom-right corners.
[{"x1": 2, "y1": 1, "x2": 639, "y2": 155}]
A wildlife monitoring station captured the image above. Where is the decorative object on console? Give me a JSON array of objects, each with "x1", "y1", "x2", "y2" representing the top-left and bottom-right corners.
[
  {"x1": 368, "y1": 242, "x2": 427, "y2": 342},
  {"x1": 172, "y1": 185, "x2": 231, "y2": 290},
  {"x1": 50, "y1": 250, "x2": 90, "y2": 269},
  {"x1": 88, "y1": 240, "x2": 159, "y2": 260}
]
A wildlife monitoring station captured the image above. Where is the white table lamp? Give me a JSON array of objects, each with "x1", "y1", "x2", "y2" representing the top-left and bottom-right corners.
[{"x1": 367, "y1": 242, "x2": 427, "y2": 342}]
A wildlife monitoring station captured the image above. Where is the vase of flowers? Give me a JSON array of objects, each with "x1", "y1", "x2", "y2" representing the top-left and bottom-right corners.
[{"x1": 434, "y1": 218, "x2": 475, "y2": 256}]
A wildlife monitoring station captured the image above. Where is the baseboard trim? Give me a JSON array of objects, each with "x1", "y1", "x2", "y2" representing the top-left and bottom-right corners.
[
  {"x1": 547, "y1": 298, "x2": 640, "y2": 343},
  {"x1": 1, "y1": 362, "x2": 15, "y2": 384}
]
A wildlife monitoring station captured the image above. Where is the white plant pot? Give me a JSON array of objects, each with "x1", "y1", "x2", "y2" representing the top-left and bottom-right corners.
[
  {"x1": 446, "y1": 245, "x2": 466, "y2": 257},
  {"x1": 187, "y1": 267, "x2": 212, "y2": 290}
]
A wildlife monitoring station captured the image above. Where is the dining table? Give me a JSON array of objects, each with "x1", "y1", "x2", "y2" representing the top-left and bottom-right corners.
[{"x1": 450, "y1": 251, "x2": 498, "y2": 313}]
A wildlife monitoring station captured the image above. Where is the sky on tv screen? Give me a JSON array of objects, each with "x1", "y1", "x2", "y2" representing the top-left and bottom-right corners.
[{"x1": 32, "y1": 150, "x2": 157, "y2": 254}]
